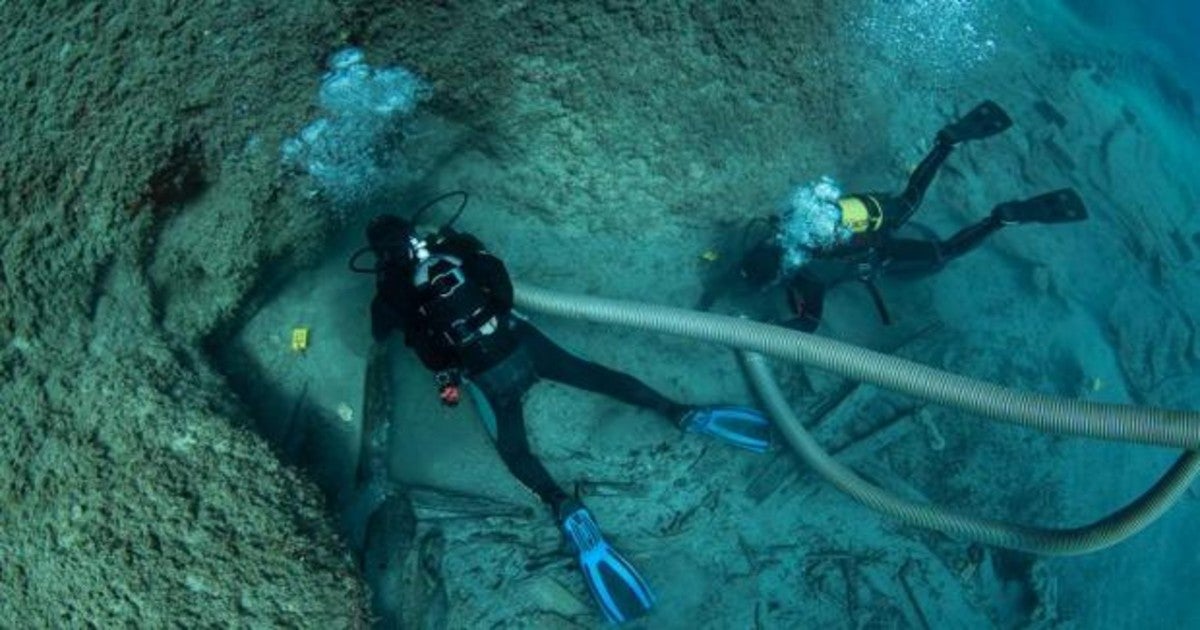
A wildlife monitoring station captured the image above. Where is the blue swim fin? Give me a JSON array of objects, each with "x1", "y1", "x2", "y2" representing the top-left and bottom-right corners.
[
  {"x1": 559, "y1": 501, "x2": 654, "y2": 624},
  {"x1": 680, "y1": 405, "x2": 773, "y2": 453}
]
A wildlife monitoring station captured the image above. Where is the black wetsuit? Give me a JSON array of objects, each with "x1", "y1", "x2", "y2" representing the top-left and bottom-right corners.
[
  {"x1": 371, "y1": 227, "x2": 688, "y2": 511},
  {"x1": 720, "y1": 139, "x2": 1004, "y2": 332}
]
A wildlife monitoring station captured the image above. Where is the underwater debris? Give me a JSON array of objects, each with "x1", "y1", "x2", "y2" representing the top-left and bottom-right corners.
[
  {"x1": 1040, "y1": 137, "x2": 1077, "y2": 172},
  {"x1": 1033, "y1": 99, "x2": 1067, "y2": 129}
]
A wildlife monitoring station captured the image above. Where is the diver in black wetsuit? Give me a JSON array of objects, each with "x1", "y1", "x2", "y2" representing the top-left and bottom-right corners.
[
  {"x1": 352, "y1": 196, "x2": 772, "y2": 623},
  {"x1": 703, "y1": 101, "x2": 1088, "y2": 332}
]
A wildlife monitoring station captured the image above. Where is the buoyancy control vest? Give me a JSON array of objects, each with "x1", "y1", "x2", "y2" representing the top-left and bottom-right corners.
[{"x1": 412, "y1": 254, "x2": 498, "y2": 348}]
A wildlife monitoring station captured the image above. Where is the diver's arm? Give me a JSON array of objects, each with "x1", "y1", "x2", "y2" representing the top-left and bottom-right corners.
[
  {"x1": 781, "y1": 272, "x2": 825, "y2": 333},
  {"x1": 370, "y1": 266, "x2": 419, "y2": 342},
  {"x1": 370, "y1": 294, "x2": 400, "y2": 342}
]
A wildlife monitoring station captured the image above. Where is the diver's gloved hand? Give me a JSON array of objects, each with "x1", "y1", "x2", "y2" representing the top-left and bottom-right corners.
[
  {"x1": 434, "y1": 369, "x2": 462, "y2": 407},
  {"x1": 679, "y1": 405, "x2": 774, "y2": 453},
  {"x1": 556, "y1": 498, "x2": 655, "y2": 624},
  {"x1": 739, "y1": 238, "x2": 784, "y2": 288}
]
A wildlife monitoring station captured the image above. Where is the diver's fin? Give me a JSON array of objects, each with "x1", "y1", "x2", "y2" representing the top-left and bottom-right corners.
[
  {"x1": 680, "y1": 405, "x2": 773, "y2": 453},
  {"x1": 559, "y1": 501, "x2": 655, "y2": 624},
  {"x1": 993, "y1": 188, "x2": 1089, "y2": 225},
  {"x1": 938, "y1": 100, "x2": 1013, "y2": 145}
]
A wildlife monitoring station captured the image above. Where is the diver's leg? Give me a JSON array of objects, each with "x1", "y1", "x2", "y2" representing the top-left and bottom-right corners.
[
  {"x1": 884, "y1": 217, "x2": 1003, "y2": 276},
  {"x1": 472, "y1": 356, "x2": 654, "y2": 623},
  {"x1": 516, "y1": 320, "x2": 688, "y2": 421},
  {"x1": 938, "y1": 216, "x2": 1004, "y2": 260},
  {"x1": 929, "y1": 189, "x2": 1087, "y2": 261},
  {"x1": 881, "y1": 238, "x2": 947, "y2": 276},
  {"x1": 479, "y1": 382, "x2": 572, "y2": 509},
  {"x1": 897, "y1": 101, "x2": 1014, "y2": 221},
  {"x1": 518, "y1": 320, "x2": 775, "y2": 453},
  {"x1": 897, "y1": 140, "x2": 954, "y2": 215},
  {"x1": 468, "y1": 350, "x2": 570, "y2": 508}
]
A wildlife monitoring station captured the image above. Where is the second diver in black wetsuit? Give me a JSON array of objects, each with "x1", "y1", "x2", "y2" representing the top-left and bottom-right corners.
[
  {"x1": 352, "y1": 195, "x2": 773, "y2": 624},
  {"x1": 702, "y1": 100, "x2": 1089, "y2": 332}
]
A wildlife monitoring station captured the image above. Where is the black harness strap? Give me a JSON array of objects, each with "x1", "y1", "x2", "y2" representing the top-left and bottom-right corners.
[{"x1": 861, "y1": 278, "x2": 892, "y2": 326}]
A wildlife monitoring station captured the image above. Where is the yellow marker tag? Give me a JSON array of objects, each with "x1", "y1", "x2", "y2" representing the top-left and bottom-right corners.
[
  {"x1": 291, "y1": 327, "x2": 310, "y2": 353},
  {"x1": 700, "y1": 250, "x2": 720, "y2": 262}
]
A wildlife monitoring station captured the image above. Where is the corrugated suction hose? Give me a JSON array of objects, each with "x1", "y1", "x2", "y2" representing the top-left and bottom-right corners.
[
  {"x1": 743, "y1": 350, "x2": 1199, "y2": 554},
  {"x1": 514, "y1": 283, "x2": 1200, "y2": 554}
]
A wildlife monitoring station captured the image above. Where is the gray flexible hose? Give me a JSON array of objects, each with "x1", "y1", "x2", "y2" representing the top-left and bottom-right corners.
[
  {"x1": 514, "y1": 283, "x2": 1200, "y2": 449},
  {"x1": 742, "y1": 351, "x2": 1200, "y2": 554},
  {"x1": 513, "y1": 283, "x2": 1200, "y2": 553}
]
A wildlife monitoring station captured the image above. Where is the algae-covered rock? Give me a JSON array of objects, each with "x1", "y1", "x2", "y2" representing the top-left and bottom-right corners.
[{"x1": 0, "y1": 1, "x2": 366, "y2": 625}]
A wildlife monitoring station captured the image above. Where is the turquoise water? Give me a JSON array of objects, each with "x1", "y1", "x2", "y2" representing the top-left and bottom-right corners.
[
  {"x1": 1065, "y1": 0, "x2": 1200, "y2": 88},
  {"x1": 5, "y1": 1, "x2": 1199, "y2": 628}
]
